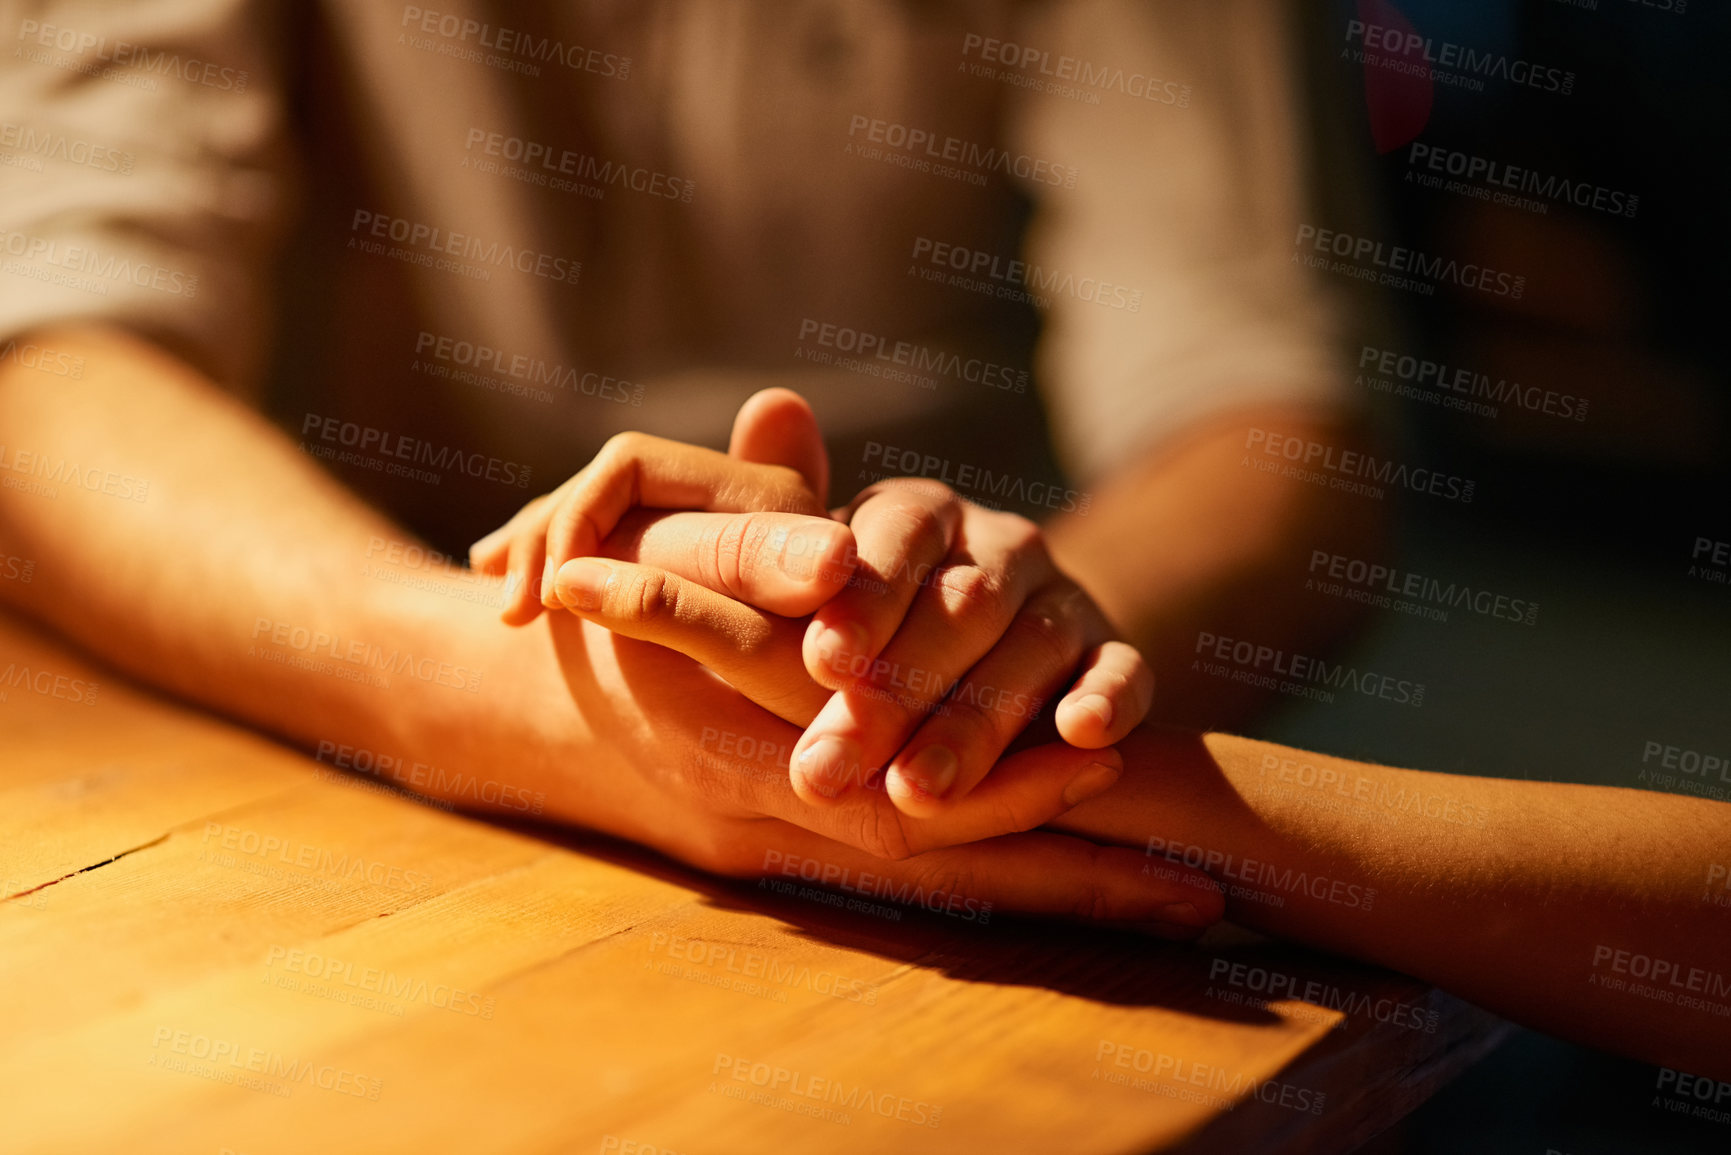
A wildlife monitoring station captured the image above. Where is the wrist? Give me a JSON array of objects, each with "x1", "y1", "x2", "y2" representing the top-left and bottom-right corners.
[{"x1": 335, "y1": 573, "x2": 593, "y2": 818}]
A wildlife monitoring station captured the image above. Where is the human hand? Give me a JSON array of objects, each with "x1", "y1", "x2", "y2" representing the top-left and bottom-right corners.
[
  {"x1": 538, "y1": 608, "x2": 1220, "y2": 937},
  {"x1": 476, "y1": 389, "x2": 1153, "y2": 820}
]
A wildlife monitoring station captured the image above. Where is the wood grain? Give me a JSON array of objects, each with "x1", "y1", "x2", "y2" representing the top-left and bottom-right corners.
[{"x1": 0, "y1": 611, "x2": 1505, "y2": 1154}]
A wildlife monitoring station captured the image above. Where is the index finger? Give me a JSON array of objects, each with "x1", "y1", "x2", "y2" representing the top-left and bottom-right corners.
[
  {"x1": 469, "y1": 430, "x2": 826, "y2": 576},
  {"x1": 601, "y1": 508, "x2": 856, "y2": 617}
]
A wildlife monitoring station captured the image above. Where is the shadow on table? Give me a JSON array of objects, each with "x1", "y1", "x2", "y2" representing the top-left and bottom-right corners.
[{"x1": 497, "y1": 805, "x2": 1472, "y2": 1033}]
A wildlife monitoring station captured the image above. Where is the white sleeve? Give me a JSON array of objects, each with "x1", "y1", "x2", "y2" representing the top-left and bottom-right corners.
[
  {"x1": 1006, "y1": 0, "x2": 1350, "y2": 482},
  {"x1": 0, "y1": 0, "x2": 293, "y2": 394}
]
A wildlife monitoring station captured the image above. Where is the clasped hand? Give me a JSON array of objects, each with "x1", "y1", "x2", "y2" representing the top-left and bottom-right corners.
[{"x1": 470, "y1": 390, "x2": 1219, "y2": 933}]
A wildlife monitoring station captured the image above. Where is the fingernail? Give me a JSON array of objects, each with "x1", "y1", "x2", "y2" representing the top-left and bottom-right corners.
[
  {"x1": 775, "y1": 526, "x2": 828, "y2": 578},
  {"x1": 539, "y1": 558, "x2": 558, "y2": 603},
  {"x1": 555, "y1": 558, "x2": 611, "y2": 612},
  {"x1": 812, "y1": 621, "x2": 866, "y2": 673},
  {"x1": 1076, "y1": 693, "x2": 1114, "y2": 730},
  {"x1": 1154, "y1": 902, "x2": 1206, "y2": 927},
  {"x1": 796, "y1": 736, "x2": 861, "y2": 798},
  {"x1": 1061, "y1": 760, "x2": 1120, "y2": 808},
  {"x1": 893, "y1": 745, "x2": 958, "y2": 803}
]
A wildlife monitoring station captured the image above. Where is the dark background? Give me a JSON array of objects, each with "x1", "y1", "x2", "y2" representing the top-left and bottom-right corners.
[{"x1": 1277, "y1": 1, "x2": 1729, "y2": 1150}]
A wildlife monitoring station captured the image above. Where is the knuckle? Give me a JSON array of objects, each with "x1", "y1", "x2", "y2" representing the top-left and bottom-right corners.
[
  {"x1": 703, "y1": 515, "x2": 756, "y2": 596},
  {"x1": 878, "y1": 501, "x2": 949, "y2": 554},
  {"x1": 615, "y1": 568, "x2": 677, "y2": 625},
  {"x1": 602, "y1": 430, "x2": 649, "y2": 459},
  {"x1": 545, "y1": 501, "x2": 586, "y2": 553},
  {"x1": 935, "y1": 691, "x2": 1005, "y2": 744},
  {"x1": 997, "y1": 514, "x2": 1049, "y2": 585},
  {"x1": 1066, "y1": 846, "x2": 1115, "y2": 920},
  {"x1": 1072, "y1": 885, "x2": 1114, "y2": 922},
  {"x1": 982, "y1": 790, "x2": 1047, "y2": 838},
  {"x1": 1012, "y1": 597, "x2": 1086, "y2": 670},
  {"x1": 877, "y1": 476, "x2": 957, "y2": 504},
  {"x1": 932, "y1": 563, "x2": 1001, "y2": 614},
  {"x1": 852, "y1": 804, "x2": 915, "y2": 861}
]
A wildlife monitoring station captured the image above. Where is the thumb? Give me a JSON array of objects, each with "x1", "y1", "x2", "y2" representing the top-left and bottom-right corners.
[{"x1": 729, "y1": 388, "x2": 829, "y2": 504}]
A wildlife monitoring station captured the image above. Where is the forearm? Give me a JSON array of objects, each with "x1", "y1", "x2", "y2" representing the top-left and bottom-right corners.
[
  {"x1": 0, "y1": 326, "x2": 587, "y2": 812},
  {"x1": 1056, "y1": 728, "x2": 1731, "y2": 1078},
  {"x1": 1046, "y1": 410, "x2": 1383, "y2": 729}
]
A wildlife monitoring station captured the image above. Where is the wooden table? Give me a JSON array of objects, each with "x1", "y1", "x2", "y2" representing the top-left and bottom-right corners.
[{"x1": 0, "y1": 610, "x2": 1505, "y2": 1154}]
